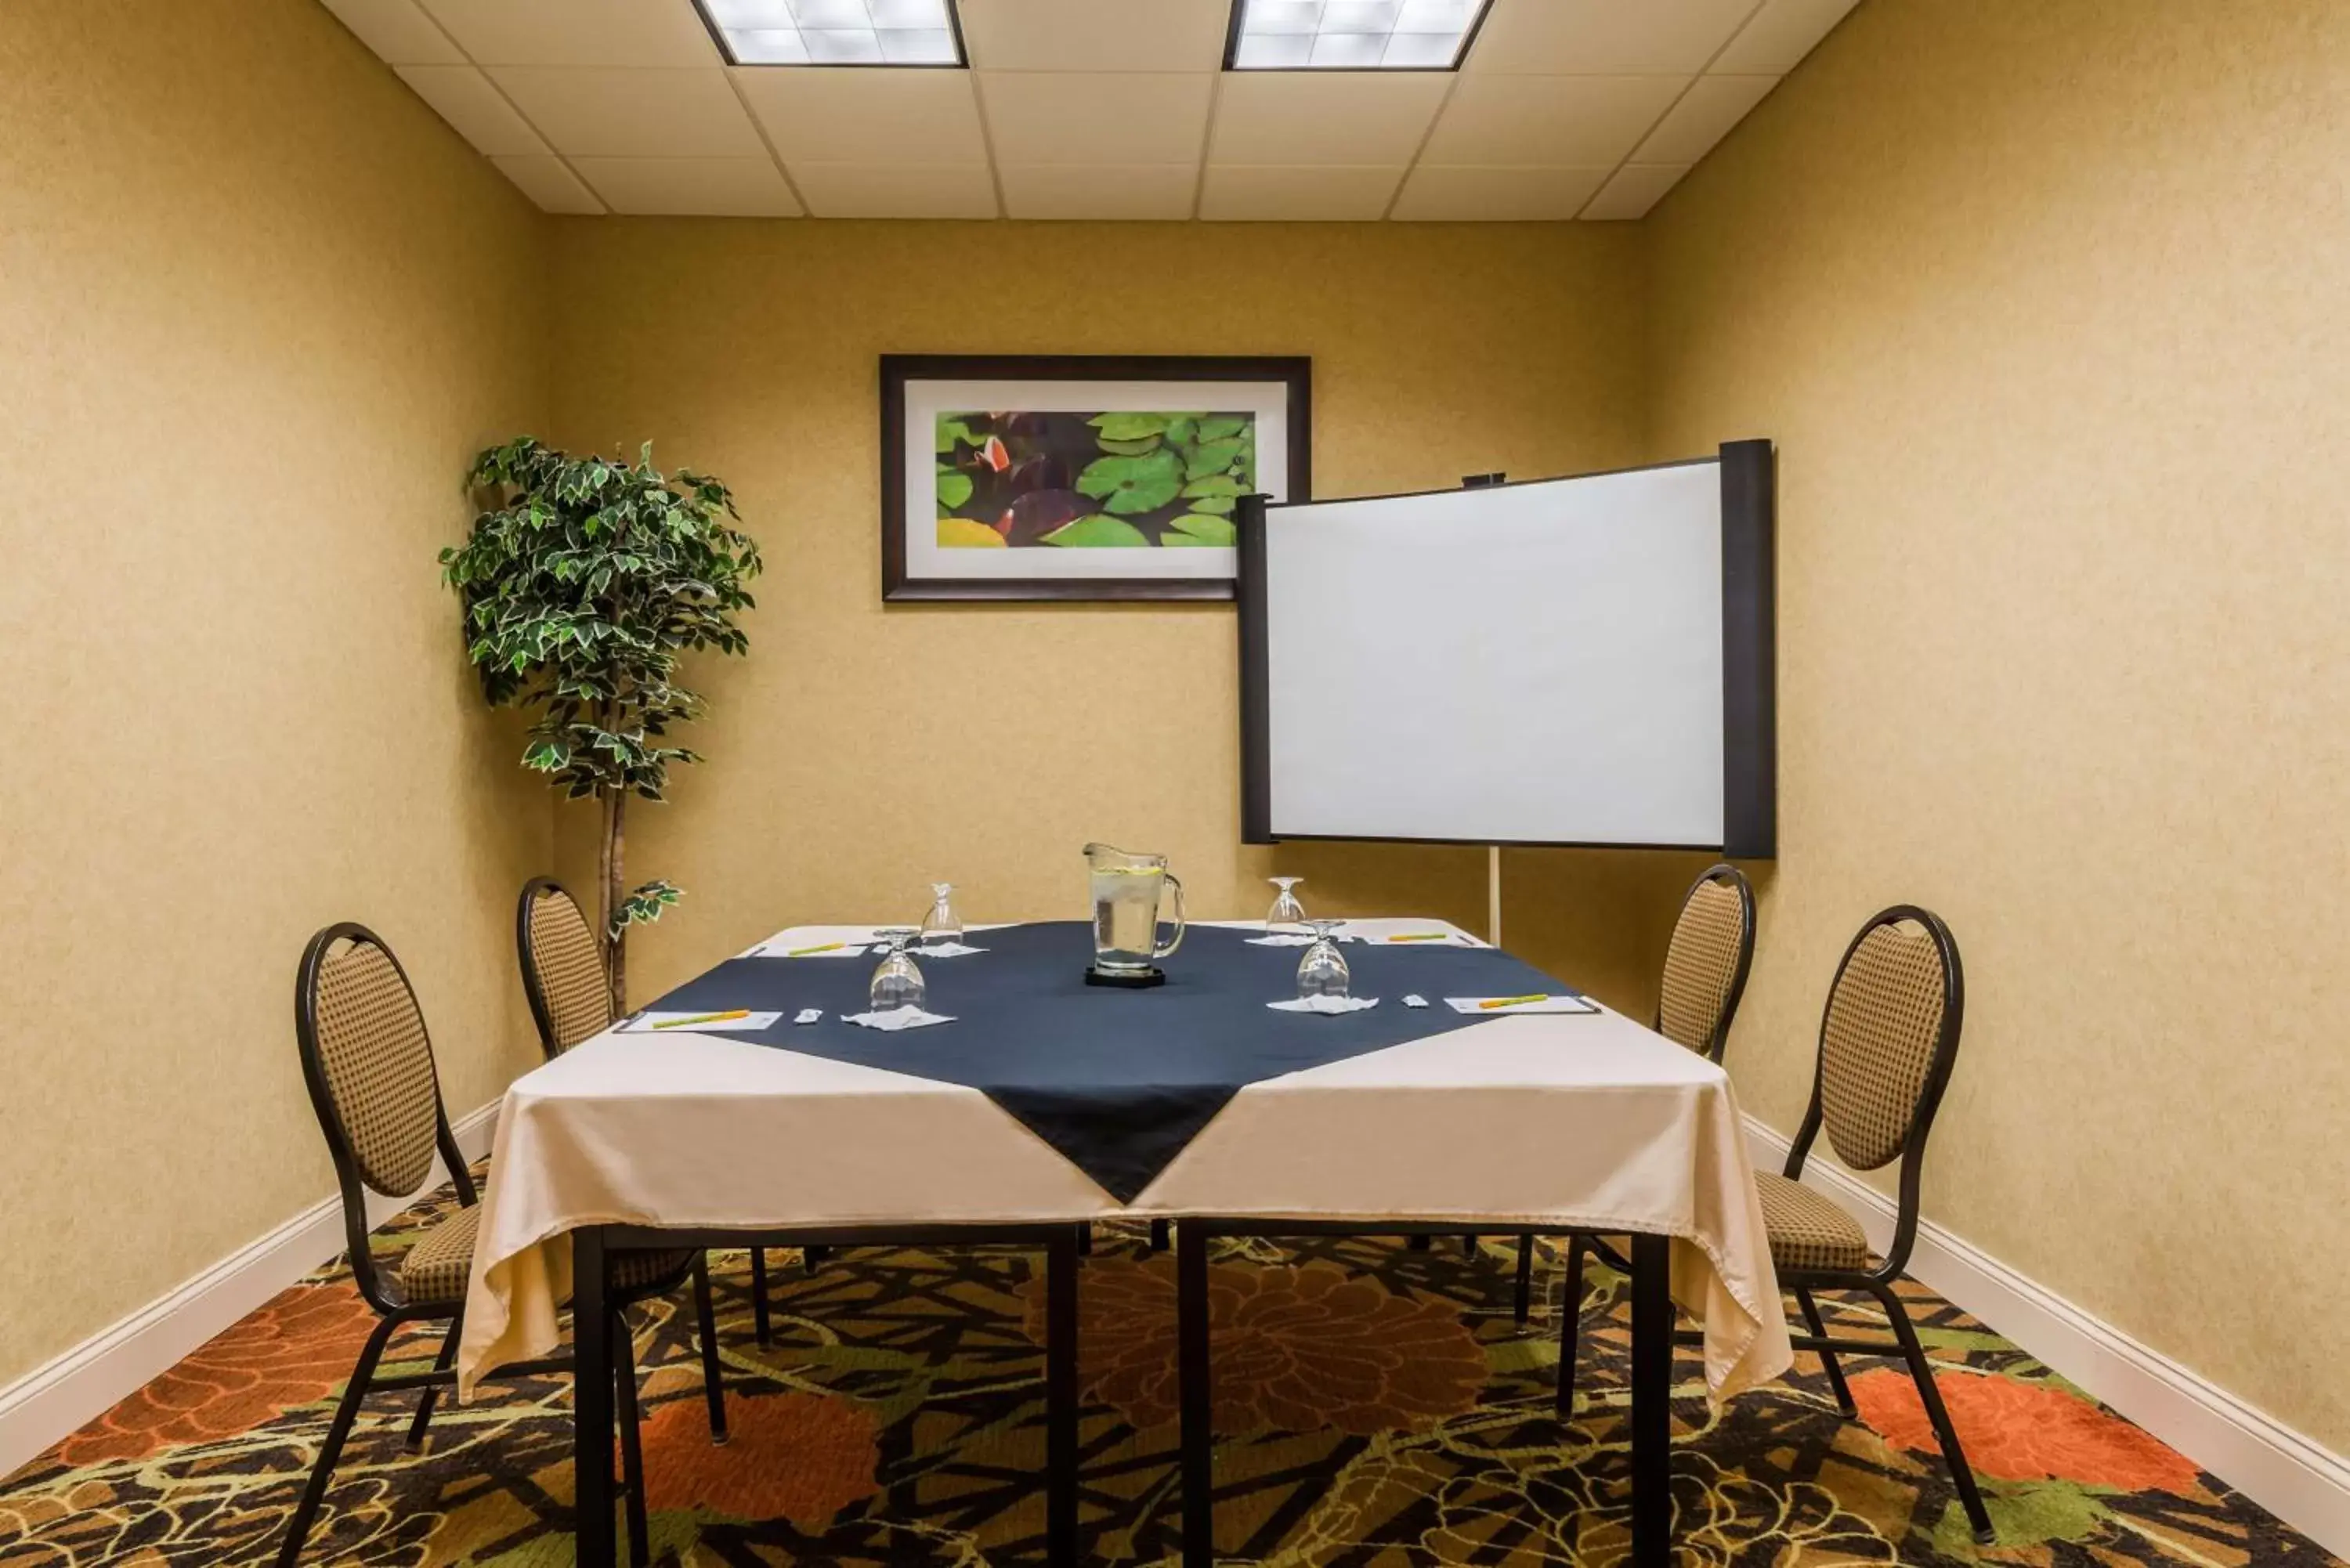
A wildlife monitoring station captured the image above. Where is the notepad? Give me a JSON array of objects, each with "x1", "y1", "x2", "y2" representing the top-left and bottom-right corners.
[
  {"x1": 1445, "y1": 995, "x2": 1596, "y2": 1016},
  {"x1": 623, "y1": 1010, "x2": 783, "y2": 1033}
]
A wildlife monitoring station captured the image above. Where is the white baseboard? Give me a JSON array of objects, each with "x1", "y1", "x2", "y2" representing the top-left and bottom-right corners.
[
  {"x1": 1744, "y1": 1115, "x2": 2350, "y2": 1559},
  {"x1": 0, "y1": 1100, "x2": 500, "y2": 1481}
]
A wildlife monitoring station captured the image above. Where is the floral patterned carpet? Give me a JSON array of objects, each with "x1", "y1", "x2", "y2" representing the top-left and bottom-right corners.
[{"x1": 2, "y1": 1176, "x2": 2337, "y2": 1567}]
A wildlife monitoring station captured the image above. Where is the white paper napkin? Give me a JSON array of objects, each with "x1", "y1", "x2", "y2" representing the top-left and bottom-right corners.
[
  {"x1": 1444, "y1": 995, "x2": 1597, "y2": 1016},
  {"x1": 842, "y1": 1006, "x2": 956, "y2": 1031},
  {"x1": 1267, "y1": 995, "x2": 1381, "y2": 1015},
  {"x1": 911, "y1": 941, "x2": 988, "y2": 957},
  {"x1": 623, "y1": 1010, "x2": 784, "y2": 1033}
]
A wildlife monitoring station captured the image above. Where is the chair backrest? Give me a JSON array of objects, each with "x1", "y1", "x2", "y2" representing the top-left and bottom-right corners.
[
  {"x1": 517, "y1": 878, "x2": 612, "y2": 1057},
  {"x1": 1654, "y1": 863, "x2": 1755, "y2": 1061},
  {"x1": 1810, "y1": 906, "x2": 1964, "y2": 1173},
  {"x1": 296, "y1": 924, "x2": 454, "y2": 1201}
]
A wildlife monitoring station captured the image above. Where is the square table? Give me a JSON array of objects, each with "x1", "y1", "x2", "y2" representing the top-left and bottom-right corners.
[{"x1": 458, "y1": 916, "x2": 1789, "y2": 1568}]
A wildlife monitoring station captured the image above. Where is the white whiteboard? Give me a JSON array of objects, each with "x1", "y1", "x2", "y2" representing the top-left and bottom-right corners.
[{"x1": 1256, "y1": 461, "x2": 1727, "y2": 847}]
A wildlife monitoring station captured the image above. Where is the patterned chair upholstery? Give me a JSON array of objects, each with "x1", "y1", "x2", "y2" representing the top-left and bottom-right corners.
[
  {"x1": 1654, "y1": 867, "x2": 1755, "y2": 1060},
  {"x1": 1762, "y1": 906, "x2": 1992, "y2": 1545},
  {"x1": 1752, "y1": 1172, "x2": 1869, "y2": 1273},
  {"x1": 283, "y1": 921, "x2": 715, "y2": 1568},
  {"x1": 311, "y1": 938, "x2": 446, "y2": 1198},
  {"x1": 519, "y1": 880, "x2": 614, "y2": 1057},
  {"x1": 1816, "y1": 919, "x2": 1948, "y2": 1171}
]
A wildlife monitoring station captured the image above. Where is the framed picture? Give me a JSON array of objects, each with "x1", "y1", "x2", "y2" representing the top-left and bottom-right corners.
[{"x1": 880, "y1": 354, "x2": 1312, "y2": 602}]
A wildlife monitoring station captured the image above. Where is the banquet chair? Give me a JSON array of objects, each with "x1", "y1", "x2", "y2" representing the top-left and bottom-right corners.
[
  {"x1": 1557, "y1": 904, "x2": 1994, "y2": 1545},
  {"x1": 519, "y1": 878, "x2": 768, "y2": 1365},
  {"x1": 284, "y1": 922, "x2": 706, "y2": 1567},
  {"x1": 1508, "y1": 863, "x2": 1756, "y2": 1321}
]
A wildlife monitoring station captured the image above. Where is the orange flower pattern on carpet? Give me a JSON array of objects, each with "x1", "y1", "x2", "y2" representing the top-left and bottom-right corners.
[
  {"x1": 54, "y1": 1285, "x2": 381, "y2": 1465},
  {"x1": 1851, "y1": 1368, "x2": 2203, "y2": 1494},
  {"x1": 1021, "y1": 1255, "x2": 1487, "y2": 1433},
  {"x1": 638, "y1": 1391, "x2": 882, "y2": 1528}
]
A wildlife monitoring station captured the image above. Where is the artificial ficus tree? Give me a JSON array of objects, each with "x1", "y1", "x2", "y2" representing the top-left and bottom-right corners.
[{"x1": 442, "y1": 437, "x2": 761, "y2": 1012}]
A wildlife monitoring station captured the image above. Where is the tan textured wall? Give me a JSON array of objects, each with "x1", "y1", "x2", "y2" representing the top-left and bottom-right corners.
[
  {"x1": 1647, "y1": 0, "x2": 2350, "y2": 1446},
  {"x1": 544, "y1": 221, "x2": 1683, "y2": 1010},
  {"x1": 0, "y1": 2, "x2": 550, "y2": 1382}
]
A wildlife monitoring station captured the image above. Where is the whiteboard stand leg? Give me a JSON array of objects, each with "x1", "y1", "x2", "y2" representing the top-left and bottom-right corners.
[{"x1": 1488, "y1": 844, "x2": 1502, "y2": 948}]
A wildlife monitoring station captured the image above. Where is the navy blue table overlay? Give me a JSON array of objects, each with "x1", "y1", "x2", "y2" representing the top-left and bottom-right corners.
[{"x1": 645, "y1": 921, "x2": 1574, "y2": 1202}]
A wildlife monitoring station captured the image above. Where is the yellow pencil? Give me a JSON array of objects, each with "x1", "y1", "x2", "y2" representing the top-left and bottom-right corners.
[
  {"x1": 787, "y1": 941, "x2": 847, "y2": 956},
  {"x1": 1386, "y1": 932, "x2": 1452, "y2": 942},
  {"x1": 1477, "y1": 993, "x2": 1549, "y2": 1010},
  {"x1": 653, "y1": 1009, "x2": 750, "y2": 1029}
]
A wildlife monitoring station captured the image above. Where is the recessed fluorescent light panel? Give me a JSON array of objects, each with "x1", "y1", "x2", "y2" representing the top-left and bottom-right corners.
[
  {"x1": 1224, "y1": 0, "x2": 1494, "y2": 70},
  {"x1": 694, "y1": 0, "x2": 966, "y2": 67}
]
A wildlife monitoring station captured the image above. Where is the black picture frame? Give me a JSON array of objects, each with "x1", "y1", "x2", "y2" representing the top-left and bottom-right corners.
[{"x1": 880, "y1": 354, "x2": 1313, "y2": 604}]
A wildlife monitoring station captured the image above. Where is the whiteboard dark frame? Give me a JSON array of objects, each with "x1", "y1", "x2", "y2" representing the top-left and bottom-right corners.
[{"x1": 1236, "y1": 440, "x2": 1777, "y2": 858}]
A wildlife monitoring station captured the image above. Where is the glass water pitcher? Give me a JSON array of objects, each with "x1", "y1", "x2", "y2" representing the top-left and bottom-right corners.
[{"x1": 1083, "y1": 843, "x2": 1185, "y2": 981}]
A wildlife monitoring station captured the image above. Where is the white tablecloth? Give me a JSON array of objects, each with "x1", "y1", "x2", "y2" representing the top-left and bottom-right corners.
[{"x1": 458, "y1": 919, "x2": 1790, "y2": 1402}]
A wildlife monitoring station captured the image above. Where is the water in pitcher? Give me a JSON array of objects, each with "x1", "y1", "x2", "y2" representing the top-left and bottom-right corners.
[{"x1": 1091, "y1": 867, "x2": 1164, "y2": 970}]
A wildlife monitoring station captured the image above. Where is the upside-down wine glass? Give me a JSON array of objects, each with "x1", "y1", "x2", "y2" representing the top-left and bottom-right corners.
[
  {"x1": 1296, "y1": 919, "x2": 1350, "y2": 1000},
  {"x1": 1265, "y1": 876, "x2": 1307, "y2": 938},
  {"x1": 870, "y1": 927, "x2": 926, "y2": 1012},
  {"x1": 920, "y1": 883, "x2": 964, "y2": 948}
]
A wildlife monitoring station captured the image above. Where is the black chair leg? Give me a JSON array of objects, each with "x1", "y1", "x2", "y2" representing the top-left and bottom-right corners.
[
  {"x1": 1460, "y1": 1234, "x2": 1478, "y2": 1258},
  {"x1": 749, "y1": 1247, "x2": 772, "y2": 1346},
  {"x1": 803, "y1": 1244, "x2": 828, "y2": 1273},
  {"x1": 1793, "y1": 1286, "x2": 1856, "y2": 1416},
  {"x1": 1408, "y1": 1234, "x2": 1432, "y2": 1252},
  {"x1": 689, "y1": 1254, "x2": 729, "y2": 1443},
  {"x1": 613, "y1": 1311, "x2": 651, "y2": 1568},
  {"x1": 1513, "y1": 1234, "x2": 1536, "y2": 1326},
  {"x1": 1868, "y1": 1279, "x2": 1994, "y2": 1544},
  {"x1": 1554, "y1": 1234, "x2": 1588, "y2": 1418},
  {"x1": 1149, "y1": 1219, "x2": 1170, "y2": 1252},
  {"x1": 1077, "y1": 1222, "x2": 1094, "y2": 1256},
  {"x1": 405, "y1": 1314, "x2": 461, "y2": 1451},
  {"x1": 275, "y1": 1314, "x2": 399, "y2": 1567}
]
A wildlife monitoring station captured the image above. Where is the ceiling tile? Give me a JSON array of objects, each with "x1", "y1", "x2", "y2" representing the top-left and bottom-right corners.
[
  {"x1": 487, "y1": 67, "x2": 765, "y2": 157},
  {"x1": 1208, "y1": 71, "x2": 1452, "y2": 167},
  {"x1": 1390, "y1": 164, "x2": 1610, "y2": 221},
  {"x1": 414, "y1": 0, "x2": 719, "y2": 66},
  {"x1": 790, "y1": 163, "x2": 1003, "y2": 218},
  {"x1": 978, "y1": 72, "x2": 1212, "y2": 165},
  {"x1": 573, "y1": 156, "x2": 802, "y2": 215},
  {"x1": 1423, "y1": 74, "x2": 1686, "y2": 166},
  {"x1": 1578, "y1": 162, "x2": 1687, "y2": 219},
  {"x1": 998, "y1": 163, "x2": 1198, "y2": 219},
  {"x1": 320, "y1": 0, "x2": 464, "y2": 64},
  {"x1": 958, "y1": 0, "x2": 1229, "y2": 70},
  {"x1": 490, "y1": 154, "x2": 608, "y2": 213},
  {"x1": 1197, "y1": 164, "x2": 1405, "y2": 221},
  {"x1": 732, "y1": 67, "x2": 987, "y2": 164},
  {"x1": 392, "y1": 64, "x2": 548, "y2": 156},
  {"x1": 1713, "y1": 0, "x2": 1860, "y2": 72},
  {"x1": 1632, "y1": 73, "x2": 1776, "y2": 163},
  {"x1": 1466, "y1": 0, "x2": 1758, "y2": 74}
]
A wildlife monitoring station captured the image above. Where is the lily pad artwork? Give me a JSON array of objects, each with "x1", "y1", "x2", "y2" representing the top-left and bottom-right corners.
[
  {"x1": 934, "y1": 410, "x2": 1258, "y2": 550},
  {"x1": 880, "y1": 353, "x2": 1311, "y2": 602}
]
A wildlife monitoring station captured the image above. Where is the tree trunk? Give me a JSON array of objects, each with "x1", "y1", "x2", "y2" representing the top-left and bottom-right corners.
[{"x1": 603, "y1": 788, "x2": 628, "y2": 1014}]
